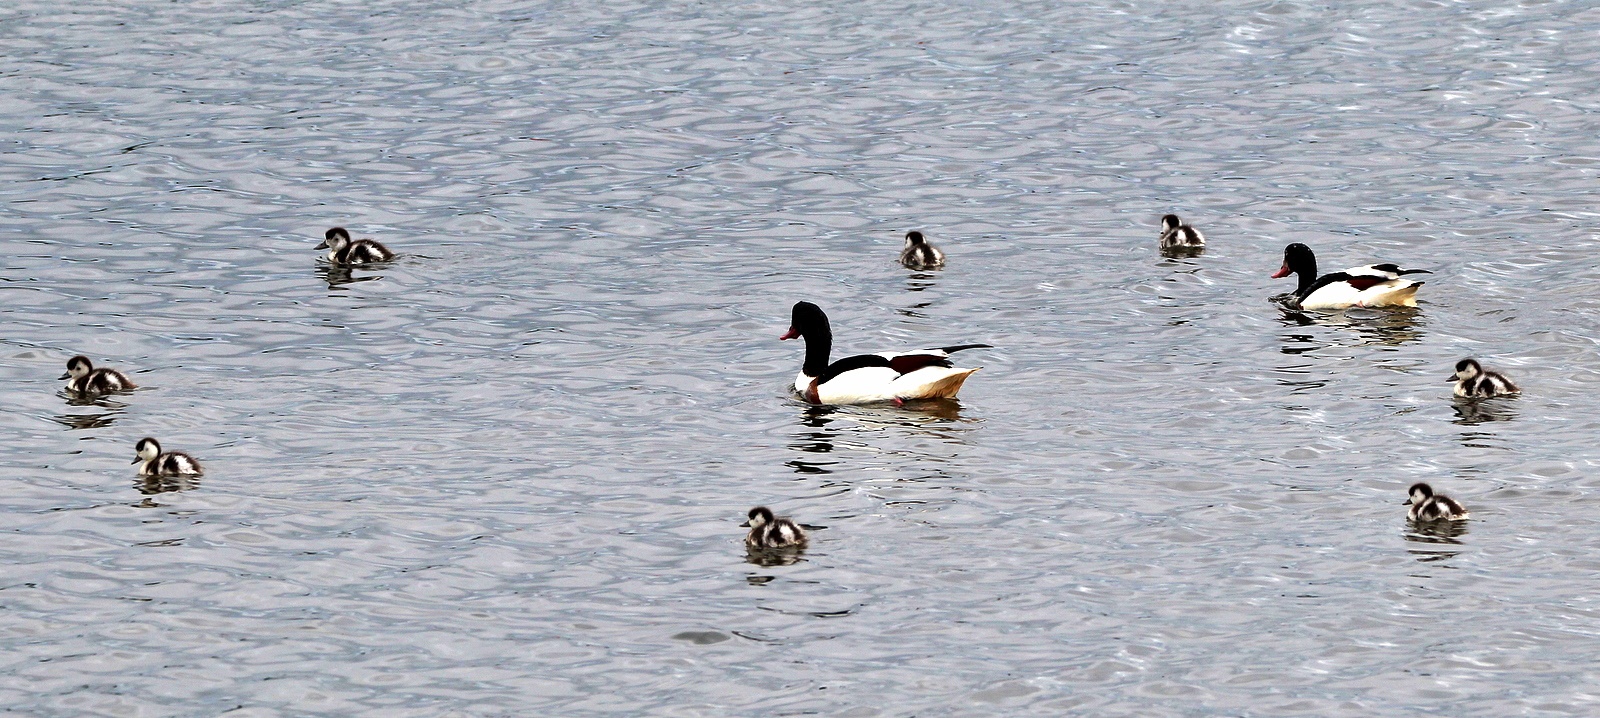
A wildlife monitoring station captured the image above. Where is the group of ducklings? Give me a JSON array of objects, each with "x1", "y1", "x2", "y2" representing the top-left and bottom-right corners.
[
  {"x1": 58, "y1": 227, "x2": 400, "y2": 482},
  {"x1": 63, "y1": 224, "x2": 1513, "y2": 548},
  {"x1": 61, "y1": 355, "x2": 204, "y2": 479}
]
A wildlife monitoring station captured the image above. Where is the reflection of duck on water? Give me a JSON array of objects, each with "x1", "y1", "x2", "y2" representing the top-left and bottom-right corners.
[
  {"x1": 1275, "y1": 305, "x2": 1425, "y2": 352},
  {"x1": 138, "y1": 474, "x2": 201, "y2": 495}
]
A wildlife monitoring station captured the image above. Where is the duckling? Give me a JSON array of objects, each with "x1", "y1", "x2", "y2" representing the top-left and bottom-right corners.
[
  {"x1": 60, "y1": 355, "x2": 136, "y2": 394},
  {"x1": 1451, "y1": 359, "x2": 1519, "y2": 399},
  {"x1": 898, "y1": 231, "x2": 945, "y2": 270},
  {"x1": 315, "y1": 227, "x2": 394, "y2": 265},
  {"x1": 1405, "y1": 483, "x2": 1468, "y2": 522},
  {"x1": 741, "y1": 506, "x2": 808, "y2": 549},
  {"x1": 1158, "y1": 214, "x2": 1205, "y2": 249},
  {"x1": 132, "y1": 437, "x2": 203, "y2": 477}
]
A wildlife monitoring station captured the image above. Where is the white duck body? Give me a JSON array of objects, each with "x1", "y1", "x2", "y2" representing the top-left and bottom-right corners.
[
  {"x1": 781, "y1": 301, "x2": 986, "y2": 405},
  {"x1": 791, "y1": 351, "x2": 981, "y2": 404},
  {"x1": 1274, "y1": 243, "x2": 1428, "y2": 310}
]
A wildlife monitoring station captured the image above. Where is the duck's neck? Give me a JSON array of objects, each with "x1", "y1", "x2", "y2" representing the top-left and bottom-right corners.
[
  {"x1": 1294, "y1": 257, "x2": 1319, "y2": 296},
  {"x1": 800, "y1": 326, "x2": 831, "y2": 377}
]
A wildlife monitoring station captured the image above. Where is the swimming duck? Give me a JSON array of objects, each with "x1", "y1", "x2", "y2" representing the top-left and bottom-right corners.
[
  {"x1": 316, "y1": 227, "x2": 394, "y2": 265},
  {"x1": 1405, "y1": 483, "x2": 1468, "y2": 522},
  {"x1": 1158, "y1": 214, "x2": 1205, "y2": 249},
  {"x1": 1451, "y1": 358, "x2": 1519, "y2": 399},
  {"x1": 61, "y1": 355, "x2": 136, "y2": 394},
  {"x1": 899, "y1": 231, "x2": 945, "y2": 269},
  {"x1": 1271, "y1": 243, "x2": 1429, "y2": 310},
  {"x1": 132, "y1": 437, "x2": 203, "y2": 477},
  {"x1": 781, "y1": 301, "x2": 988, "y2": 404},
  {"x1": 741, "y1": 506, "x2": 808, "y2": 549}
]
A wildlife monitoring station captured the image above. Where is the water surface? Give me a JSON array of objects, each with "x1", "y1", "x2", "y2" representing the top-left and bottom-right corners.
[{"x1": 4, "y1": 0, "x2": 1600, "y2": 715}]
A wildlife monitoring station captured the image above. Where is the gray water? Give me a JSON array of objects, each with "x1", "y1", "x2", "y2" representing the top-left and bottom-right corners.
[{"x1": 4, "y1": 0, "x2": 1600, "y2": 715}]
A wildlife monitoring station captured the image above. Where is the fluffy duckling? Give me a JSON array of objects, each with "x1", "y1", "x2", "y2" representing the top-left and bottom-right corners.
[
  {"x1": 1405, "y1": 483, "x2": 1469, "y2": 522},
  {"x1": 898, "y1": 231, "x2": 945, "y2": 270},
  {"x1": 1451, "y1": 359, "x2": 1519, "y2": 399},
  {"x1": 60, "y1": 355, "x2": 136, "y2": 394},
  {"x1": 741, "y1": 506, "x2": 808, "y2": 549},
  {"x1": 132, "y1": 437, "x2": 203, "y2": 477},
  {"x1": 316, "y1": 227, "x2": 394, "y2": 265},
  {"x1": 1158, "y1": 214, "x2": 1205, "y2": 249}
]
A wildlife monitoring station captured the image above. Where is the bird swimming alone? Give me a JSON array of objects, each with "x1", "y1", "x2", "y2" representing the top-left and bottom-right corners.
[
  {"x1": 1158, "y1": 214, "x2": 1205, "y2": 250},
  {"x1": 1405, "y1": 482, "x2": 1468, "y2": 522},
  {"x1": 316, "y1": 227, "x2": 394, "y2": 265},
  {"x1": 899, "y1": 231, "x2": 945, "y2": 270},
  {"x1": 1451, "y1": 358, "x2": 1519, "y2": 399},
  {"x1": 741, "y1": 506, "x2": 808, "y2": 549},
  {"x1": 1271, "y1": 243, "x2": 1429, "y2": 310},
  {"x1": 781, "y1": 301, "x2": 988, "y2": 404},
  {"x1": 132, "y1": 437, "x2": 203, "y2": 477},
  {"x1": 61, "y1": 355, "x2": 136, "y2": 395}
]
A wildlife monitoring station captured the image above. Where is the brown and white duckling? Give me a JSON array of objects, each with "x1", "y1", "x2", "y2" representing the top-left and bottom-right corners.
[
  {"x1": 61, "y1": 355, "x2": 136, "y2": 394},
  {"x1": 1405, "y1": 483, "x2": 1468, "y2": 522},
  {"x1": 741, "y1": 506, "x2": 808, "y2": 549},
  {"x1": 1271, "y1": 243, "x2": 1429, "y2": 310},
  {"x1": 316, "y1": 227, "x2": 394, "y2": 265},
  {"x1": 132, "y1": 437, "x2": 203, "y2": 477},
  {"x1": 898, "y1": 231, "x2": 945, "y2": 270},
  {"x1": 1158, "y1": 214, "x2": 1205, "y2": 249},
  {"x1": 1451, "y1": 359, "x2": 1519, "y2": 399}
]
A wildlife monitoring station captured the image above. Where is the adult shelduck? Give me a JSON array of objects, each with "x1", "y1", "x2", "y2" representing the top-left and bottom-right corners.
[
  {"x1": 780, "y1": 301, "x2": 988, "y2": 404},
  {"x1": 1271, "y1": 243, "x2": 1429, "y2": 310}
]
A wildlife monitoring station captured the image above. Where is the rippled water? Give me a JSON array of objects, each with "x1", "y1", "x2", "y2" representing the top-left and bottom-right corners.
[{"x1": 5, "y1": 0, "x2": 1600, "y2": 714}]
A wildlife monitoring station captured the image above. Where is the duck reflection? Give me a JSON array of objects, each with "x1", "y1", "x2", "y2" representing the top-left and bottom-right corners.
[
  {"x1": 745, "y1": 546, "x2": 806, "y2": 567},
  {"x1": 1275, "y1": 305, "x2": 1424, "y2": 353},
  {"x1": 51, "y1": 410, "x2": 121, "y2": 430},
  {"x1": 896, "y1": 301, "x2": 932, "y2": 319},
  {"x1": 1452, "y1": 398, "x2": 1517, "y2": 426},
  {"x1": 318, "y1": 264, "x2": 382, "y2": 289},
  {"x1": 1405, "y1": 519, "x2": 1468, "y2": 562},
  {"x1": 136, "y1": 474, "x2": 200, "y2": 495},
  {"x1": 786, "y1": 400, "x2": 969, "y2": 475},
  {"x1": 1159, "y1": 244, "x2": 1205, "y2": 260},
  {"x1": 904, "y1": 272, "x2": 939, "y2": 293}
]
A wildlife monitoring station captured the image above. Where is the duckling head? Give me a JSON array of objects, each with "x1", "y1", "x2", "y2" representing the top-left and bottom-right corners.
[
  {"x1": 740, "y1": 506, "x2": 775, "y2": 529},
  {"x1": 1404, "y1": 482, "x2": 1434, "y2": 506},
  {"x1": 316, "y1": 227, "x2": 352, "y2": 251},
  {"x1": 904, "y1": 231, "x2": 927, "y2": 247},
  {"x1": 133, "y1": 437, "x2": 162, "y2": 464},
  {"x1": 61, "y1": 355, "x2": 93, "y2": 380},
  {"x1": 1452, "y1": 359, "x2": 1482, "y2": 382},
  {"x1": 1161, "y1": 214, "x2": 1182, "y2": 233}
]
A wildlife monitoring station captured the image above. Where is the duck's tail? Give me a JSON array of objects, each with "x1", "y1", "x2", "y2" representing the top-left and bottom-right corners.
[{"x1": 897, "y1": 367, "x2": 980, "y2": 400}]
